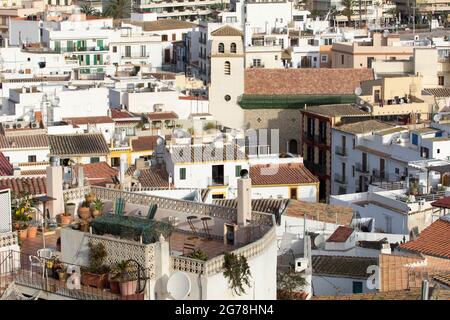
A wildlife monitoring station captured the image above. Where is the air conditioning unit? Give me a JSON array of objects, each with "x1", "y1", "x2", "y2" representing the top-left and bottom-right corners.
[
  {"x1": 3, "y1": 123, "x2": 13, "y2": 129},
  {"x1": 31, "y1": 121, "x2": 39, "y2": 129},
  {"x1": 294, "y1": 257, "x2": 308, "y2": 273}
]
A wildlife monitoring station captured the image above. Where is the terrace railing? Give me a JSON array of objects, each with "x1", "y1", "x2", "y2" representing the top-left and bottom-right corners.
[
  {"x1": 90, "y1": 186, "x2": 238, "y2": 223},
  {"x1": 0, "y1": 232, "x2": 18, "y2": 249}
]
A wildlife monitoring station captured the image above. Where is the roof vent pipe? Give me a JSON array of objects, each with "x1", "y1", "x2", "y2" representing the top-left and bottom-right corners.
[{"x1": 49, "y1": 156, "x2": 60, "y2": 167}]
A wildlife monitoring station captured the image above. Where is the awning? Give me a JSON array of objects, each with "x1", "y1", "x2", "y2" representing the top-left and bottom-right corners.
[
  {"x1": 428, "y1": 165, "x2": 450, "y2": 174},
  {"x1": 431, "y1": 196, "x2": 450, "y2": 209}
]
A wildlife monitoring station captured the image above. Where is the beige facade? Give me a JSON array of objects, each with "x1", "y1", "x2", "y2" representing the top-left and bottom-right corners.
[
  {"x1": 359, "y1": 76, "x2": 431, "y2": 118},
  {"x1": 208, "y1": 27, "x2": 245, "y2": 129},
  {"x1": 332, "y1": 34, "x2": 415, "y2": 69},
  {"x1": 245, "y1": 45, "x2": 283, "y2": 69}
]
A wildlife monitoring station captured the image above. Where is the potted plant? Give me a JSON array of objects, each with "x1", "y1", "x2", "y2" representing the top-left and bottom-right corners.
[
  {"x1": 91, "y1": 198, "x2": 104, "y2": 218},
  {"x1": 78, "y1": 200, "x2": 91, "y2": 220},
  {"x1": 409, "y1": 182, "x2": 419, "y2": 196},
  {"x1": 60, "y1": 212, "x2": 73, "y2": 226},
  {"x1": 27, "y1": 221, "x2": 38, "y2": 238},
  {"x1": 17, "y1": 223, "x2": 28, "y2": 240},
  {"x1": 11, "y1": 192, "x2": 34, "y2": 240},
  {"x1": 64, "y1": 202, "x2": 76, "y2": 216},
  {"x1": 80, "y1": 242, "x2": 110, "y2": 289},
  {"x1": 115, "y1": 260, "x2": 137, "y2": 297},
  {"x1": 85, "y1": 192, "x2": 95, "y2": 204},
  {"x1": 57, "y1": 264, "x2": 67, "y2": 282}
]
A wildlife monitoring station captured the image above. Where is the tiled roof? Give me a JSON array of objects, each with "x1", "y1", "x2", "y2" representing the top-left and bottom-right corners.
[
  {"x1": 400, "y1": 218, "x2": 450, "y2": 259},
  {"x1": 143, "y1": 72, "x2": 176, "y2": 80},
  {"x1": 434, "y1": 272, "x2": 450, "y2": 287},
  {"x1": 379, "y1": 253, "x2": 450, "y2": 292},
  {"x1": 147, "y1": 112, "x2": 179, "y2": 121},
  {"x1": 431, "y1": 197, "x2": 450, "y2": 209},
  {"x1": 244, "y1": 68, "x2": 374, "y2": 95},
  {"x1": 63, "y1": 116, "x2": 114, "y2": 125},
  {"x1": 110, "y1": 108, "x2": 140, "y2": 120},
  {"x1": 249, "y1": 163, "x2": 319, "y2": 186},
  {"x1": 79, "y1": 162, "x2": 118, "y2": 187},
  {"x1": 303, "y1": 104, "x2": 370, "y2": 117},
  {"x1": 131, "y1": 136, "x2": 158, "y2": 152},
  {"x1": 170, "y1": 144, "x2": 246, "y2": 164},
  {"x1": 326, "y1": 226, "x2": 355, "y2": 243},
  {"x1": 284, "y1": 200, "x2": 353, "y2": 225},
  {"x1": 127, "y1": 165, "x2": 171, "y2": 188},
  {"x1": 423, "y1": 88, "x2": 450, "y2": 97},
  {"x1": 334, "y1": 120, "x2": 394, "y2": 135},
  {"x1": 0, "y1": 152, "x2": 13, "y2": 176},
  {"x1": 0, "y1": 134, "x2": 49, "y2": 150},
  {"x1": 133, "y1": 19, "x2": 197, "y2": 32},
  {"x1": 49, "y1": 133, "x2": 109, "y2": 157},
  {"x1": 0, "y1": 176, "x2": 46, "y2": 196},
  {"x1": 211, "y1": 25, "x2": 243, "y2": 37},
  {"x1": 312, "y1": 255, "x2": 378, "y2": 279},
  {"x1": 213, "y1": 198, "x2": 289, "y2": 215},
  {"x1": 313, "y1": 288, "x2": 450, "y2": 300}
]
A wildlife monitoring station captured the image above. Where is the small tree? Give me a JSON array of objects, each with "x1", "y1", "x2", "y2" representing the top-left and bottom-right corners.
[
  {"x1": 277, "y1": 269, "x2": 307, "y2": 299},
  {"x1": 341, "y1": 0, "x2": 355, "y2": 26}
]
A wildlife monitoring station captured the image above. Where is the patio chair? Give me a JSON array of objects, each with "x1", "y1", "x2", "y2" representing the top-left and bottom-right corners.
[
  {"x1": 147, "y1": 204, "x2": 158, "y2": 220},
  {"x1": 29, "y1": 255, "x2": 45, "y2": 281},
  {"x1": 37, "y1": 248, "x2": 54, "y2": 260},
  {"x1": 113, "y1": 198, "x2": 126, "y2": 215}
]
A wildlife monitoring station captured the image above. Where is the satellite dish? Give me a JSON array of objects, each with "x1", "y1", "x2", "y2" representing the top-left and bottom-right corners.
[
  {"x1": 133, "y1": 170, "x2": 141, "y2": 178},
  {"x1": 167, "y1": 272, "x2": 191, "y2": 300},
  {"x1": 314, "y1": 234, "x2": 326, "y2": 249},
  {"x1": 383, "y1": 30, "x2": 390, "y2": 38},
  {"x1": 354, "y1": 87, "x2": 362, "y2": 96},
  {"x1": 433, "y1": 113, "x2": 442, "y2": 123}
]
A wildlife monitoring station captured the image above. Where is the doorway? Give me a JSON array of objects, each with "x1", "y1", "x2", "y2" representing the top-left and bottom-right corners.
[{"x1": 289, "y1": 187, "x2": 298, "y2": 199}]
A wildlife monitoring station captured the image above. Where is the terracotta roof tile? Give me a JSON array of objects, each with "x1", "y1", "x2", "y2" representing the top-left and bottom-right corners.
[
  {"x1": 0, "y1": 152, "x2": 13, "y2": 176},
  {"x1": 132, "y1": 19, "x2": 196, "y2": 32},
  {"x1": 313, "y1": 288, "x2": 450, "y2": 300},
  {"x1": 434, "y1": 272, "x2": 450, "y2": 287},
  {"x1": 147, "y1": 112, "x2": 179, "y2": 121},
  {"x1": 211, "y1": 25, "x2": 243, "y2": 37},
  {"x1": 312, "y1": 255, "x2": 378, "y2": 279},
  {"x1": 326, "y1": 226, "x2": 355, "y2": 243},
  {"x1": 400, "y1": 218, "x2": 450, "y2": 259},
  {"x1": 171, "y1": 144, "x2": 246, "y2": 164},
  {"x1": 244, "y1": 68, "x2": 374, "y2": 95},
  {"x1": 249, "y1": 163, "x2": 318, "y2": 185},
  {"x1": 127, "y1": 165, "x2": 171, "y2": 188},
  {"x1": 110, "y1": 108, "x2": 140, "y2": 120},
  {"x1": 334, "y1": 120, "x2": 395, "y2": 135},
  {"x1": 49, "y1": 133, "x2": 109, "y2": 157},
  {"x1": 284, "y1": 200, "x2": 354, "y2": 225},
  {"x1": 63, "y1": 116, "x2": 114, "y2": 125},
  {"x1": 303, "y1": 104, "x2": 370, "y2": 117},
  {"x1": 79, "y1": 162, "x2": 118, "y2": 186},
  {"x1": 0, "y1": 176, "x2": 46, "y2": 196},
  {"x1": 0, "y1": 134, "x2": 49, "y2": 149},
  {"x1": 131, "y1": 136, "x2": 158, "y2": 152}
]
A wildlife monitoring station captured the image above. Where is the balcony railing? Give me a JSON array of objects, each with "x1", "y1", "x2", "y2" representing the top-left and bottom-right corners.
[
  {"x1": 355, "y1": 162, "x2": 370, "y2": 174},
  {"x1": 335, "y1": 146, "x2": 347, "y2": 156},
  {"x1": 56, "y1": 46, "x2": 109, "y2": 53},
  {"x1": 208, "y1": 176, "x2": 229, "y2": 186},
  {"x1": 334, "y1": 173, "x2": 347, "y2": 184}
]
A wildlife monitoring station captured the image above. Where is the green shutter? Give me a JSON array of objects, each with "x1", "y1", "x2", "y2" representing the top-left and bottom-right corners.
[
  {"x1": 85, "y1": 55, "x2": 90, "y2": 66},
  {"x1": 180, "y1": 168, "x2": 186, "y2": 180},
  {"x1": 93, "y1": 54, "x2": 97, "y2": 65},
  {"x1": 235, "y1": 165, "x2": 242, "y2": 177},
  {"x1": 54, "y1": 41, "x2": 61, "y2": 53},
  {"x1": 67, "y1": 40, "x2": 73, "y2": 52},
  {"x1": 97, "y1": 39, "x2": 104, "y2": 50}
]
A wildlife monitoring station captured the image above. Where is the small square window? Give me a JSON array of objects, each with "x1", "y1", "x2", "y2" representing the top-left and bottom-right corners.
[
  {"x1": 180, "y1": 168, "x2": 186, "y2": 180},
  {"x1": 395, "y1": 168, "x2": 400, "y2": 174},
  {"x1": 28, "y1": 155, "x2": 36, "y2": 163},
  {"x1": 437, "y1": 149, "x2": 440, "y2": 153}
]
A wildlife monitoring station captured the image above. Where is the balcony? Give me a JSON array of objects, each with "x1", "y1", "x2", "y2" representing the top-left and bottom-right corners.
[
  {"x1": 56, "y1": 46, "x2": 109, "y2": 53},
  {"x1": 334, "y1": 173, "x2": 347, "y2": 184},
  {"x1": 335, "y1": 146, "x2": 347, "y2": 157},
  {"x1": 355, "y1": 162, "x2": 370, "y2": 174},
  {"x1": 208, "y1": 176, "x2": 229, "y2": 187}
]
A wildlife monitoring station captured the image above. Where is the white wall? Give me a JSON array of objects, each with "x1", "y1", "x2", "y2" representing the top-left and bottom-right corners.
[{"x1": 312, "y1": 275, "x2": 376, "y2": 296}]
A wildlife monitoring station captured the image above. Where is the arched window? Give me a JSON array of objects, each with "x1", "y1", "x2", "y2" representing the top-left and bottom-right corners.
[
  {"x1": 230, "y1": 42, "x2": 237, "y2": 53},
  {"x1": 218, "y1": 43, "x2": 225, "y2": 53},
  {"x1": 224, "y1": 61, "x2": 231, "y2": 75}
]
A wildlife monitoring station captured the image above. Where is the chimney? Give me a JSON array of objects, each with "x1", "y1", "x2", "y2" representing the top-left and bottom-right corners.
[
  {"x1": 46, "y1": 156, "x2": 64, "y2": 218},
  {"x1": 421, "y1": 280, "x2": 429, "y2": 300},
  {"x1": 13, "y1": 166, "x2": 21, "y2": 176},
  {"x1": 77, "y1": 165, "x2": 84, "y2": 187},
  {"x1": 237, "y1": 168, "x2": 252, "y2": 226},
  {"x1": 119, "y1": 154, "x2": 128, "y2": 183},
  {"x1": 135, "y1": 158, "x2": 145, "y2": 170}
]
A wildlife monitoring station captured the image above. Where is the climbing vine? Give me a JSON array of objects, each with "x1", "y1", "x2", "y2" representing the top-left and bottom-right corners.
[{"x1": 223, "y1": 252, "x2": 251, "y2": 296}]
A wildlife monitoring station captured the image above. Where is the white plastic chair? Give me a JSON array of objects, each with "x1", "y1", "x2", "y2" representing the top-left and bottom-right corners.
[
  {"x1": 28, "y1": 255, "x2": 44, "y2": 281},
  {"x1": 37, "y1": 248, "x2": 54, "y2": 259}
]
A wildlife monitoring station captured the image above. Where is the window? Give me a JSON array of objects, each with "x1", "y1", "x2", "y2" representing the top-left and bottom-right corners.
[
  {"x1": 224, "y1": 61, "x2": 231, "y2": 75},
  {"x1": 179, "y1": 168, "x2": 186, "y2": 180},
  {"x1": 352, "y1": 138, "x2": 356, "y2": 149},
  {"x1": 439, "y1": 76, "x2": 444, "y2": 86},
  {"x1": 293, "y1": 15, "x2": 304, "y2": 21},
  {"x1": 252, "y1": 59, "x2": 261, "y2": 67},
  {"x1": 275, "y1": 55, "x2": 278, "y2": 60},
  {"x1": 112, "y1": 46, "x2": 117, "y2": 53},
  {"x1": 374, "y1": 89, "x2": 381, "y2": 103},
  {"x1": 420, "y1": 146, "x2": 429, "y2": 159},
  {"x1": 313, "y1": 57, "x2": 317, "y2": 62},
  {"x1": 279, "y1": 39, "x2": 284, "y2": 49},
  {"x1": 230, "y1": 43, "x2": 237, "y2": 53},
  {"x1": 125, "y1": 46, "x2": 131, "y2": 58},
  {"x1": 235, "y1": 165, "x2": 242, "y2": 177},
  {"x1": 395, "y1": 168, "x2": 400, "y2": 175},
  {"x1": 438, "y1": 149, "x2": 441, "y2": 154},
  {"x1": 352, "y1": 165, "x2": 355, "y2": 177},
  {"x1": 111, "y1": 157, "x2": 120, "y2": 167},
  {"x1": 140, "y1": 45, "x2": 146, "y2": 57},
  {"x1": 352, "y1": 281, "x2": 363, "y2": 294},
  {"x1": 172, "y1": 34, "x2": 176, "y2": 41},
  {"x1": 218, "y1": 43, "x2": 224, "y2": 53},
  {"x1": 341, "y1": 54, "x2": 344, "y2": 65},
  {"x1": 161, "y1": 35, "x2": 168, "y2": 42},
  {"x1": 28, "y1": 155, "x2": 36, "y2": 163},
  {"x1": 224, "y1": 95, "x2": 231, "y2": 101},
  {"x1": 321, "y1": 55, "x2": 328, "y2": 62},
  {"x1": 90, "y1": 157, "x2": 100, "y2": 163}
]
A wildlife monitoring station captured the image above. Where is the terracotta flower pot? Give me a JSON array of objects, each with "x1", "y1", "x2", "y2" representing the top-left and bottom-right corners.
[
  {"x1": 109, "y1": 279, "x2": 120, "y2": 294},
  {"x1": 58, "y1": 271, "x2": 67, "y2": 282},
  {"x1": 78, "y1": 207, "x2": 91, "y2": 220},
  {"x1": 119, "y1": 280, "x2": 137, "y2": 296},
  {"x1": 61, "y1": 214, "x2": 72, "y2": 226},
  {"x1": 81, "y1": 272, "x2": 108, "y2": 289},
  {"x1": 18, "y1": 229, "x2": 27, "y2": 240},
  {"x1": 27, "y1": 226, "x2": 38, "y2": 238},
  {"x1": 85, "y1": 194, "x2": 95, "y2": 203}
]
